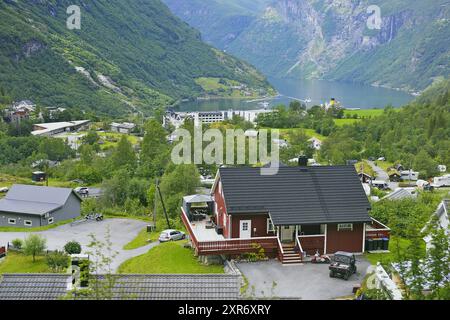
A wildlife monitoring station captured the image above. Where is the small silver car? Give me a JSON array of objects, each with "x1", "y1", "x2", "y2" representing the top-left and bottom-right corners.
[{"x1": 159, "y1": 229, "x2": 186, "y2": 242}]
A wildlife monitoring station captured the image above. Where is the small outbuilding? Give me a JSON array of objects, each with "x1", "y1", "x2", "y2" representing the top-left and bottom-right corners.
[{"x1": 0, "y1": 184, "x2": 82, "y2": 227}]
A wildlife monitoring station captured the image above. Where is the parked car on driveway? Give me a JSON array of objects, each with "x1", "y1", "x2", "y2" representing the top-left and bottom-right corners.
[
  {"x1": 0, "y1": 187, "x2": 8, "y2": 193},
  {"x1": 74, "y1": 187, "x2": 89, "y2": 196},
  {"x1": 159, "y1": 229, "x2": 186, "y2": 242},
  {"x1": 329, "y1": 252, "x2": 357, "y2": 280}
]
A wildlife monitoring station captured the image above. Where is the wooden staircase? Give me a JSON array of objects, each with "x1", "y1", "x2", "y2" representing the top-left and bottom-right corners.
[{"x1": 280, "y1": 243, "x2": 303, "y2": 265}]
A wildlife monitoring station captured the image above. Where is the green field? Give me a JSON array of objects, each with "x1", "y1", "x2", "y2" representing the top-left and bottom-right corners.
[
  {"x1": 334, "y1": 119, "x2": 362, "y2": 127},
  {"x1": 344, "y1": 108, "x2": 402, "y2": 119},
  {"x1": 0, "y1": 251, "x2": 52, "y2": 274},
  {"x1": 118, "y1": 241, "x2": 224, "y2": 274},
  {"x1": 275, "y1": 128, "x2": 326, "y2": 141},
  {"x1": 78, "y1": 131, "x2": 140, "y2": 151}
]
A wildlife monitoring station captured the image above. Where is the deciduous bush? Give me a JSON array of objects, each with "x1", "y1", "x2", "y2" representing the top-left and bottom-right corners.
[
  {"x1": 64, "y1": 241, "x2": 82, "y2": 255},
  {"x1": 46, "y1": 251, "x2": 69, "y2": 273},
  {"x1": 11, "y1": 238, "x2": 23, "y2": 250}
]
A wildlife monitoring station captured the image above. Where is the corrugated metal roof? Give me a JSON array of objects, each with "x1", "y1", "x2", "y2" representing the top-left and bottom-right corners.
[
  {"x1": 0, "y1": 274, "x2": 241, "y2": 300},
  {"x1": 219, "y1": 166, "x2": 371, "y2": 225}
]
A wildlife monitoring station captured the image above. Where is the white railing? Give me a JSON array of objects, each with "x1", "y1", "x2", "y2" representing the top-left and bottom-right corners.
[{"x1": 296, "y1": 236, "x2": 304, "y2": 256}]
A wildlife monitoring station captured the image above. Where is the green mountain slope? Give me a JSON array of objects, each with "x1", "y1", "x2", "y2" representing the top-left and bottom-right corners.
[
  {"x1": 164, "y1": 0, "x2": 450, "y2": 92},
  {"x1": 0, "y1": 0, "x2": 272, "y2": 116},
  {"x1": 320, "y1": 78, "x2": 450, "y2": 175}
]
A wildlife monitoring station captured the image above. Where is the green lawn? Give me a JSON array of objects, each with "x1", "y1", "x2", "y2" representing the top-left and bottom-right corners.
[
  {"x1": 123, "y1": 228, "x2": 160, "y2": 250},
  {"x1": 0, "y1": 251, "x2": 52, "y2": 274},
  {"x1": 275, "y1": 128, "x2": 326, "y2": 141},
  {"x1": 334, "y1": 119, "x2": 362, "y2": 127},
  {"x1": 118, "y1": 241, "x2": 225, "y2": 274},
  {"x1": 374, "y1": 160, "x2": 395, "y2": 172},
  {"x1": 364, "y1": 236, "x2": 426, "y2": 266},
  {"x1": 344, "y1": 109, "x2": 386, "y2": 118}
]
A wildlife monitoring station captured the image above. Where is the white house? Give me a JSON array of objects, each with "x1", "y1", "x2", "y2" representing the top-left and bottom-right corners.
[{"x1": 423, "y1": 200, "x2": 449, "y2": 251}]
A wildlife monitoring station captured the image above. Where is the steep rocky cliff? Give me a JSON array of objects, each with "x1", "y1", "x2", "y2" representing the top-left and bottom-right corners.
[{"x1": 164, "y1": 0, "x2": 450, "y2": 91}]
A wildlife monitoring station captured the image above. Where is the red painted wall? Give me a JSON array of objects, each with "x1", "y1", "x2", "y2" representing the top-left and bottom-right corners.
[
  {"x1": 326, "y1": 223, "x2": 364, "y2": 254},
  {"x1": 231, "y1": 214, "x2": 274, "y2": 239},
  {"x1": 213, "y1": 177, "x2": 230, "y2": 238}
]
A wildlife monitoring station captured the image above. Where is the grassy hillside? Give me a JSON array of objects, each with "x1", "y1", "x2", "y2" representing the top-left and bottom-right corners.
[
  {"x1": 0, "y1": 0, "x2": 273, "y2": 116},
  {"x1": 320, "y1": 79, "x2": 450, "y2": 176}
]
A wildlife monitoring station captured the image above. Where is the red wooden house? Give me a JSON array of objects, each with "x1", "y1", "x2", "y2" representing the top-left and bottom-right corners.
[{"x1": 181, "y1": 165, "x2": 390, "y2": 264}]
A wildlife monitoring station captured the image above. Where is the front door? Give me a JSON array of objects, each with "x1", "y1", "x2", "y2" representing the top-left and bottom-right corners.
[
  {"x1": 281, "y1": 226, "x2": 295, "y2": 243},
  {"x1": 240, "y1": 220, "x2": 252, "y2": 239}
]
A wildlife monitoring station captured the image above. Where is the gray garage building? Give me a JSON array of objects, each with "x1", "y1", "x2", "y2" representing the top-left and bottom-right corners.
[{"x1": 0, "y1": 184, "x2": 82, "y2": 228}]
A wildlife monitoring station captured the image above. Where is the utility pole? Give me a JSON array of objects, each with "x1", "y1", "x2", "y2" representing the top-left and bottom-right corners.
[
  {"x1": 152, "y1": 179, "x2": 158, "y2": 229},
  {"x1": 156, "y1": 182, "x2": 171, "y2": 229}
]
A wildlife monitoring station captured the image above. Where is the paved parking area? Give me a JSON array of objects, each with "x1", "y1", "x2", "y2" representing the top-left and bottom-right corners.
[
  {"x1": 237, "y1": 256, "x2": 371, "y2": 300},
  {"x1": 0, "y1": 219, "x2": 156, "y2": 272}
]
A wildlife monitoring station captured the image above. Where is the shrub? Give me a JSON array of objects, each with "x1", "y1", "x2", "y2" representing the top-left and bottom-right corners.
[
  {"x1": 11, "y1": 238, "x2": 23, "y2": 250},
  {"x1": 241, "y1": 244, "x2": 266, "y2": 262},
  {"x1": 64, "y1": 241, "x2": 82, "y2": 255},
  {"x1": 46, "y1": 251, "x2": 70, "y2": 273}
]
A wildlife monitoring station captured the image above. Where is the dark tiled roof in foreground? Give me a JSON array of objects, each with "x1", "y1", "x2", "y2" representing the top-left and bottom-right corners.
[
  {"x1": 219, "y1": 166, "x2": 371, "y2": 225},
  {"x1": 0, "y1": 274, "x2": 241, "y2": 300}
]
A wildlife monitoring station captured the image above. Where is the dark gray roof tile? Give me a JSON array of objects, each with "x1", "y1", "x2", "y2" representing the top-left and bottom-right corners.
[{"x1": 219, "y1": 166, "x2": 371, "y2": 225}]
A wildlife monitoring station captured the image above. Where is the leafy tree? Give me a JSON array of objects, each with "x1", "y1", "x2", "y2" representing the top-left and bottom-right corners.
[
  {"x1": 79, "y1": 144, "x2": 96, "y2": 165},
  {"x1": 23, "y1": 234, "x2": 47, "y2": 262},
  {"x1": 413, "y1": 150, "x2": 438, "y2": 179},
  {"x1": 82, "y1": 131, "x2": 100, "y2": 150},
  {"x1": 427, "y1": 228, "x2": 450, "y2": 299},
  {"x1": 38, "y1": 138, "x2": 74, "y2": 161},
  {"x1": 64, "y1": 241, "x2": 82, "y2": 255},
  {"x1": 139, "y1": 119, "x2": 169, "y2": 178},
  {"x1": 110, "y1": 135, "x2": 137, "y2": 171}
]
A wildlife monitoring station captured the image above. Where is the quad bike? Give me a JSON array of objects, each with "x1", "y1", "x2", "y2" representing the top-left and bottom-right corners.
[{"x1": 311, "y1": 251, "x2": 331, "y2": 264}]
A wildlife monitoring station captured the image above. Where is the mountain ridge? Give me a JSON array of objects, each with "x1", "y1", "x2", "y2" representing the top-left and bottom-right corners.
[
  {"x1": 0, "y1": 0, "x2": 273, "y2": 116},
  {"x1": 164, "y1": 0, "x2": 450, "y2": 92}
]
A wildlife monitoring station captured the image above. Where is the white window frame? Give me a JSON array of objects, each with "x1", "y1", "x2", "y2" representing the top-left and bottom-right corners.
[
  {"x1": 267, "y1": 218, "x2": 275, "y2": 233},
  {"x1": 8, "y1": 218, "x2": 16, "y2": 225},
  {"x1": 338, "y1": 223, "x2": 353, "y2": 231},
  {"x1": 48, "y1": 217, "x2": 54, "y2": 225},
  {"x1": 24, "y1": 220, "x2": 33, "y2": 227}
]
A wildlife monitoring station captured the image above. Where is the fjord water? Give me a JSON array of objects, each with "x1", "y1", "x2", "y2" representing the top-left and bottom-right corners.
[{"x1": 177, "y1": 78, "x2": 415, "y2": 112}]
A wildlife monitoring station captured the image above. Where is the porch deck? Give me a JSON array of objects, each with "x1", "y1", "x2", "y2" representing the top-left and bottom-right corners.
[
  {"x1": 181, "y1": 207, "x2": 278, "y2": 256},
  {"x1": 190, "y1": 218, "x2": 225, "y2": 242}
]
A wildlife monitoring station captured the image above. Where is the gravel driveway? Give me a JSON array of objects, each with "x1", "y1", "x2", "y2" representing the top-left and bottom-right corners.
[
  {"x1": 237, "y1": 256, "x2": 371, "y2": 300},
  {"x1": 0, "y1": 219, "x2": 157, "y2": 272}
]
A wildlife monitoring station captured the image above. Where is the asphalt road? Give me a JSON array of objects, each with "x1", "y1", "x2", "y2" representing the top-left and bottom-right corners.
[
  {"x1": 0, "y1": 219, "x2": 157, "y2": 272},
  {"x1": 237, "y1": 256, "x2": 371, "y2": 300}
]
